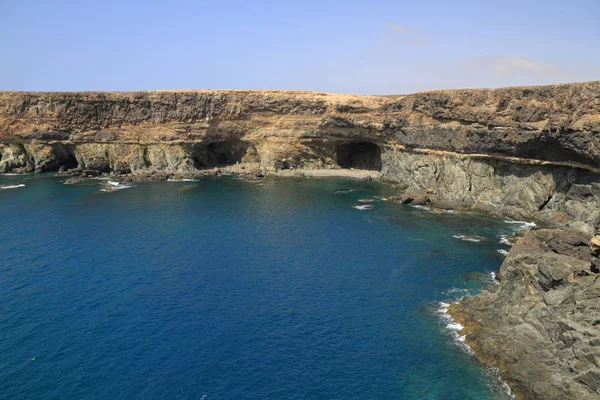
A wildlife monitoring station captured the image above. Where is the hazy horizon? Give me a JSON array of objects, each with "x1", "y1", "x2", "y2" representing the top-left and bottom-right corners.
[{"x1": 1, "y1": 0, "x2": 598, "y2": 94}]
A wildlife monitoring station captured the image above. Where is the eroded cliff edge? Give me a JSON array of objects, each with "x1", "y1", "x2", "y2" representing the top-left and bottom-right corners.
[
  {"x1": 1, "y1": 82, "x2": 600, "y2": 399},
  {"x1": 2, "y1": 82, "x2": 600, "y2": 233}
]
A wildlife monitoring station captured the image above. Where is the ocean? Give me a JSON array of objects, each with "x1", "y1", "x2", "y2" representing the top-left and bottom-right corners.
[{"x1": 0, "y1": 174, "x2": 520, "y2": 399}]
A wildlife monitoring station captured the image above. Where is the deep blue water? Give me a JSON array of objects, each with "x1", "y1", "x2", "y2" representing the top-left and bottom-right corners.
[{"x1": 0, "y1": 175, "x2": 517, "y2": 399}]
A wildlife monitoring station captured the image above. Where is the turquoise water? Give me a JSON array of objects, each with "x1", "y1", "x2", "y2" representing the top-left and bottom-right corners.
[{"x1": 0, "y1": 175, "x2": 516, "y2": 399}]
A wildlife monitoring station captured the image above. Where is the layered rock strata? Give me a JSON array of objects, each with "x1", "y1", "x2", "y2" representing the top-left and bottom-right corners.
[{"x1": 1, "y1": 82, "x2": 599, "y2": 231}]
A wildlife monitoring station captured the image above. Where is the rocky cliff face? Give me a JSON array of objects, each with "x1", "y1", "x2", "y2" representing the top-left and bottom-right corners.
[
  {"x1": 449, "y1": 229, "x2": 600, "y2": 399},
  {"x1": 2, "y1": 82, "x2": 600, "y2": 399},
  {"x1": 6, "y1": 83, "x2": 599, "y2": 232}
]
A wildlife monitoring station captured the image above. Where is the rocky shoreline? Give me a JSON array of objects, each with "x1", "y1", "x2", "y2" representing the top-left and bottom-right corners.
[
  {"x1": 2, "y1": 82, "x2": 600, "y2": 399},
  {"x1": 449, "y1": 229, "x2": 600, "y2": 399}
]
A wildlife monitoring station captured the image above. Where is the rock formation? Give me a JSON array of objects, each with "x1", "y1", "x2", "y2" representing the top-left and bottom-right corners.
[
  {"x1": 1, "y1": 82, "x2": 600, "y2": 399},
  {"x1": 449, "y1": 229, "x2": 600, "y2": 399}
]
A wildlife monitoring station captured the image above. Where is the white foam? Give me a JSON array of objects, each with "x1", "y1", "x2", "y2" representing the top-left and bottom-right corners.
[
  {"x1": 497, "y1": 249, "x2": 509, "y2": 256},
  {"x1": 411, "y1": 204, "x2": 431, "y2": 210},
  {"x1": 504, "y1": 219, "x2": 536, "y2": 230},
  {"x1": 453, "y1": 234, "x2": 485, "y2": 243},
  {"x1": 101, "y1": 181, "x2": 132, "y2": 192},
  {"x1": 442, "y1": 209, "x2": 456, "y2": 213},
  {"x1": 334, "y1": 189, "x2": 356, "y2": 194},
  {"x1": 167, "y1": 178, "x2": 197, "y2": 182},
  {"x1": 436, "y1": 301, "x2": 473, "y2": 355},
  {"x1": 352, "y1": 204, "x2": 373, "y2": 211},
  {"x1": 498, "y1": 235, "x2": 512, "y2": 245},
  {"x1": 444, "y1": 287, "x2": 470, "y2": 296},
  {"x1": 0, "y1": 184, "x2": 25, "y2": 190},
  {"x1": 447, "y1": 322, "x2": 464, "y2": 330},
  {"x1": 437, "y1": 301, "x2": 515, "y2": 399}
]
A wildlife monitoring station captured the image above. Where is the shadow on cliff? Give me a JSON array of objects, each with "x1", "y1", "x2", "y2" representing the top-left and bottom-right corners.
[
  {"x1": 336, "y1": 141, "x2": 382, "y2": 171},
  {"x1": 191, "y1": 140, "x2": 256, "y2": 169}
]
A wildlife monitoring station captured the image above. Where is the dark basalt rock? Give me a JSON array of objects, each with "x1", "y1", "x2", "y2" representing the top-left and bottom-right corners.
[{"x1": 449, "y1": 229, "x2": 600, "y2": 400}]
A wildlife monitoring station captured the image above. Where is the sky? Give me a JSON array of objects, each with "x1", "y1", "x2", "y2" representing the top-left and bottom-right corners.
[{"x1": 1, "y1": 0, "x2": 598, "y2": 94}]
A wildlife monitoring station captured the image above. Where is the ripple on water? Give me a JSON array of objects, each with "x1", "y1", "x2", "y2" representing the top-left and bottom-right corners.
[{"x1": 0, "y1": 175, "x2": 513, "y2": 399}]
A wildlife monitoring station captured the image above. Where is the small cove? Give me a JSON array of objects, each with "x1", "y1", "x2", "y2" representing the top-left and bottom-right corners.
[{"x1": 0, "y1": 174, "x2": 520, "y2": 399}]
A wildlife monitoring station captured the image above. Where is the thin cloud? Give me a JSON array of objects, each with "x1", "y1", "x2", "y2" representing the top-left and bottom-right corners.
[
  {"x1": 492, "y1": 56, "x2": 559, "y2": 76},
  {"x1": 389, "y1": 23, "x2": 410, "y2": 34},
  {"x1": 458, "y1": 56, "x2": 566, "y2": 78},
  {"x1": 387, "y1": 22, "x2": 428, "y2": 47}
]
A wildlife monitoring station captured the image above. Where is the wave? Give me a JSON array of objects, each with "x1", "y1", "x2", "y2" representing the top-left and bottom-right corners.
[
  {"x1": 357, "y1": 197, "x2": 375, "y2": 203},
  {"x1": 334, "y1": 189, "x2": 357, "y2": 194},
  {"x1": 504, "y1": 219, "x2": 536, "y2": 230},
  {"x1": 443, "y1": 287, "x2": 471, "y2": 296},
  {"x1": 100, "y1": 181, "x2": 132, "y2": 192},
  {"x1": 442, "y1": 209, "x2": 456, "y2": 213},
  {"x1": 167, "y1": 178, "x2": 198, "y2": 182},
  {"x1": 411, "y1": 204, "x2": 431, "y2": 211},
  {"x1": 1, "y1": 184, "x2": 25, "y2": 190},
  {"x1": 453, "y1": 234, "x2": 485, "y2": 243},
  {"x1": 436, "y1": 301, "x2": 472, "y2": 354},
  {"x1": 498, "y1": 235, "x2": 512, "y2": 246},
  {"x1": 352, "y1": 204, "x2": 373, "y2": 211},
  {"x1": 497, "y1": 249, "x2": 509, "y2": 256},
  {"x1": 436, "y1": 296, "x2": 514, "y2": 399}
]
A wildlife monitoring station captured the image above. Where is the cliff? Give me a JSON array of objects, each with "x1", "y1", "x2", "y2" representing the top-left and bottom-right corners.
[
  {"x1": 449, "y1": 229, "x2": 600, "y2": 399},
  {"x1": 2, "y1": 82, "x2": 600, "y2": 399},
  {"x1": 2, "y1": 82, "x2": 600, "y2": 233}
]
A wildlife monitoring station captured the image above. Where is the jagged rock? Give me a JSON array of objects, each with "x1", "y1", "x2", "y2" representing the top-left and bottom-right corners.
[
  {"x1": 591, "y1": 236, "x2": 600, "y2": 256},
  {"x1": 399, "y1": 192, "x2": 430, "y2": 205},
  {"x1": 449, "y1": 230, "x2": 600, "y2": 400}
]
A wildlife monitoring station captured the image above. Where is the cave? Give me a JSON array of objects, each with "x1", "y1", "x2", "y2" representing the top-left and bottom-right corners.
[
  {"x1": 336, "y1": 142, "x2": 382, "y2": 171},
  {"x1": 40, "y1": 143, "x2": 79, "y2": 172},
  {"x1": 191, "y1": 140, "x2": 253, "y2": 168}
]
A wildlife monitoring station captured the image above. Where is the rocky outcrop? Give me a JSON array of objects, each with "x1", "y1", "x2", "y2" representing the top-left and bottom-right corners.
[{"x1": 449, "y1": 229, "x2": 600, "y2": 399}]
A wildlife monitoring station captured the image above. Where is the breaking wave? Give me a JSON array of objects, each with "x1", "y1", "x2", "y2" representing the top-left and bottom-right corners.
[
  {"x1": 453, "y1": 234, "x2": 485, "y2": 243},
  {"x1": 352, "y1": 204, "x2": 373, "y2": 211},
  {"x1": 1, "y1": 184, "x2": 25, "y2": 190}
]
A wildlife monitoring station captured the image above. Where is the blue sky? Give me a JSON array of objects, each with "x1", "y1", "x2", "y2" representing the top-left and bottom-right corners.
[{"x1": 1, "y1": 0, "x2": 598, "y2": 93}]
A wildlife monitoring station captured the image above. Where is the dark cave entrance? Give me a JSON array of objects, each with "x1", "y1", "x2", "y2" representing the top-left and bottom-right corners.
[
  {"x1": 41, "y1": 144, "x2": 79, "y2": 172},
  {"x1": 191, "y1": 140, "x2": 253, "y2": 168},
  {"x1": 336, "y1": 142, "x2": 382, "y2": 171}
]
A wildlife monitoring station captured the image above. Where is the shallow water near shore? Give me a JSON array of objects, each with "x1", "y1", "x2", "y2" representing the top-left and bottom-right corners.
[{"x1": 0, "y1": 174, "x2": 517, "y2": 399}]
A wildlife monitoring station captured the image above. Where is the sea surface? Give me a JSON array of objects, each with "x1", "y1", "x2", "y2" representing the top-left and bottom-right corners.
[{"x1": 0, "y1": 175, "x2": 522, "y2": 399}]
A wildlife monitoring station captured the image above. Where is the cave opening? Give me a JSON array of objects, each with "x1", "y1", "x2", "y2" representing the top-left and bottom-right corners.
[
  {"x1": 42, "y1": 144, "x2": 79, "y2": 172},
  {"x1": 336, "y1": 142, "x2": 382, "y2": 171},
  {"x1": 192, "y1": 140, "x2": 253, "y2": 168}
]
